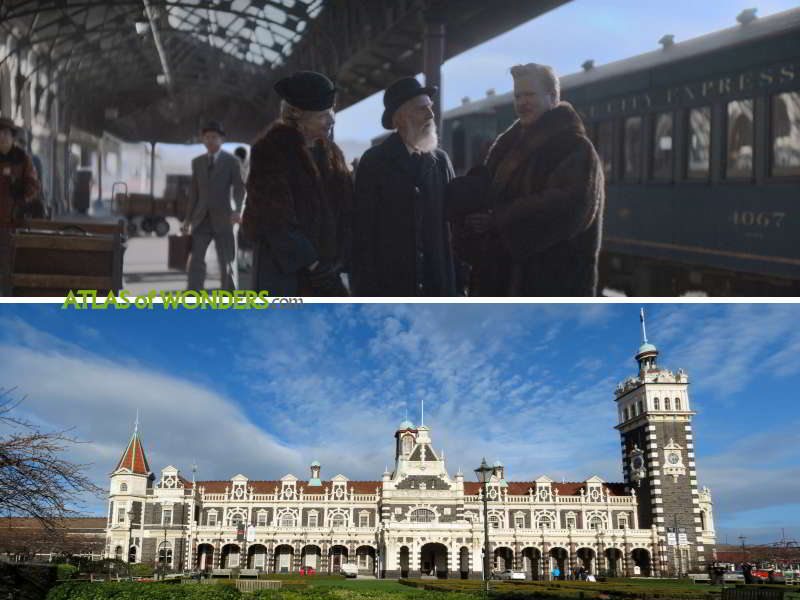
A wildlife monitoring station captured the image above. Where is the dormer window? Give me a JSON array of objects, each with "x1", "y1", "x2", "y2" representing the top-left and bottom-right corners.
[
  {"x1": 120, "y1": 483, "x2": 128, "y2": 493},
  {"x1": 402, "y1": 435, "x2": 413, "y2": 455}
]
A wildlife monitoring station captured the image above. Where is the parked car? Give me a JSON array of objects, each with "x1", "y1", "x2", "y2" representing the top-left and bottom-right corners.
[
  {"x1": 496, "y1": 570, "x2": 526, "y2": 580},
  {"x1": 299, "y1": 566, "x2": 316, "y2": 575},
  {"x1": 723, "y1": 571, "x2": 745, "y2": 582},
  {"x1": 339, "y1": 563, "x2": 358, "y2": 578}
]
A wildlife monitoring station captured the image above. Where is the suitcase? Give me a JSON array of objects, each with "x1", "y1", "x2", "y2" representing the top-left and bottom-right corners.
[{"x1": 168, "y1": 234, "x2": 192, "y2": 271}]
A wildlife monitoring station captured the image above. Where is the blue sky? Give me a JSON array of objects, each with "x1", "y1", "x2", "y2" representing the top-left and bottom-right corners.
[{"x1": 0, "y1": 303, "x2": 798, "y2": 545}]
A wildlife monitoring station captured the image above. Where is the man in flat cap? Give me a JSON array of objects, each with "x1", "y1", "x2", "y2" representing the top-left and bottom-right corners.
[
  {"x1": 0, "y1": 116, "x2": 40, "y2": 295},
  {"x1": 351, "y1": 77, "x2": 456, "y2": 296},
  {"x1": 182, "y1": 120, "x2": 245, "y2": 291},
  {"x1": 242, "y1": 70, "x2": 352, "y2": 296}
]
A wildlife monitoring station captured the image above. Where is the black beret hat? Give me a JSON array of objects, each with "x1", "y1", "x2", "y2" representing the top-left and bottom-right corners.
[
  {"x1": 381, "y1": 77, "x2": 437, "y2": 130},
  {"x1": 201, "y1": 121, "x2": 225, "y2": 136},
  {"x1": 274, "y1": 71, "x2": 337, "y2": 111}
]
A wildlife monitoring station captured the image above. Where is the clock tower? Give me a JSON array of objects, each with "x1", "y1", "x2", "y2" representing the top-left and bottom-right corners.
[{"x1": 614, "y1": 310, "x2": 711, "y2": 574}]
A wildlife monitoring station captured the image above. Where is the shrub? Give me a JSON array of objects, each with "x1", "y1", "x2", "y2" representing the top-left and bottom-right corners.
[
  {"x1": 56, "y1": 564, "x2": 79, "y2": 581},
  {"x1": 45, "y1": 581, "x2": 242, "y2": 599},
  {"x1": 131, "y1": 563, "x2": 155, "y2": 577},
  {"x1": 0, "y1": 563, "x2": 59, "y2": 600}
]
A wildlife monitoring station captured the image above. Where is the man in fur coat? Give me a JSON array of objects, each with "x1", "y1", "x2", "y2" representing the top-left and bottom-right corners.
[
  {"x1": 242, "y1": 71, "x2": 352, "y2": 296},
  {"x1": 352, "y1": 77, "x2": 456, "y2": 296},
  {"x1": 451, "y1": 63, "x2": 604, "y2": 296}
]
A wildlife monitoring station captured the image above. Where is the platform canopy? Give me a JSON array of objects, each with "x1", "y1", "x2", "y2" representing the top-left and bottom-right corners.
[{"x1": 0, "y1": 0, "x2": 569, "y2": 143}]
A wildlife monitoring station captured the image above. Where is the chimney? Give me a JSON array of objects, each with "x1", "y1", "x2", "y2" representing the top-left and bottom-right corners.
[
  {"x1": 737, "y1": 8, "x2": 758, "y2": 25},
  {"x1": 659, "y1": 35, "x2": 675, "y2": 49},
  {"x1": 461, "y1": 97, "x2": 471, "y2": 106},
  {"x1": 486, "y1": 88, "x2": 495, "y2": 97},
  {"x1": 582, "y1": 60, "x2": 595, "y2": 72}
]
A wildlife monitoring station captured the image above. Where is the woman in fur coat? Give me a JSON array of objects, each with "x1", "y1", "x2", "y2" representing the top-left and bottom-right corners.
[
  {"x1": 242, "y1": 71, "x2": 352, "y2": 296},
  {"x1": 452, "y1": 63, "x2": 605, "y2": 297}
]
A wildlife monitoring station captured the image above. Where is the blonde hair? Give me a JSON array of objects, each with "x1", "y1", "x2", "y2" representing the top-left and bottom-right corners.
[
  {"x1": 511, "y1": 63, "x2": 560, "y2": 101},
  {"x1": 279, "y1": 100, "x2": 305, "y2": 128}
]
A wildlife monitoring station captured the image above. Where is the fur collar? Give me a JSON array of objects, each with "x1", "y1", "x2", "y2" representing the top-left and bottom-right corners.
[
  {"x1": 257, "y1": 120, "x2": 349, "y2": 181},
  {"x1": 486, "y1": 102, "x2": 586, "y2": 195}
]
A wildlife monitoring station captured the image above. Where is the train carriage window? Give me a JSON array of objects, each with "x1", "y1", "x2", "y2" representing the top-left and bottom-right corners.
[
  {"x1": 726, "y1": 99, "x2": 754, "y2": 179},
  {"x1": 596, "y1": 121, "x2": 614, "y2": 181},
  {"x1": 624, "y1": 117, "x2": 643, "y2": 181},
  {"x1": 652, "y1": 112, "x2": 674, "y2": 180},
  {"x1": 771, "y1": 92, "x2": 800, "y2": 177},
  {"x1": 687, "y1": 107, "x2": 711, "y2": 179}
]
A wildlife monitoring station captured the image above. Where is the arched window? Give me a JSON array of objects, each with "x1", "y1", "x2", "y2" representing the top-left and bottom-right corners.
[
  {"x1": 674, "y1": 398, "x2": 681, "y2": 410},
  {"x1": 120, "y1": 483, "x2": 128, "y2": 492},
  {"x1": 402, "y1": 436, "x2": 413, "y2": 455},
  {"x1": 537, "y1": 515, "x2": 552, "y2": 529},
  {"x1": 654, "y1": 398, "x2": 660, "y2": 410},
  {"x1": 410, "y1": 509, "x2": 435, "y2": 523},
  {"x1": 664, "y1": 398, "x2": 671, "y2": 410},
  {"x1": 279, "y1": 513, "x2": 296, "y2": 527},
  {"x1": 114, "y1": 545, "x2": 123, "y2": 560},
  {"x1": 158, "y1": 542, "x2": 172, "y2": 567},
  {"x1": 331, "y1": 514, "x2": 347, "y2": 528},
  {"x1": 589, "y1": 516, "x2": 604, "y2": 530}
]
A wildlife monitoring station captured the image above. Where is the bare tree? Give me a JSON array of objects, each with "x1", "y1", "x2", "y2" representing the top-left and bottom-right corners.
[{"x1": 0, "y1": 387, "x2": 105, "y2": 531}]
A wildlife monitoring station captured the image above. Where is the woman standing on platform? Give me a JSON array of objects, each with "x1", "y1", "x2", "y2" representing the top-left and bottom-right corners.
[{"x1": 242, "y1": 71, "x2": 353, "y2": 296}]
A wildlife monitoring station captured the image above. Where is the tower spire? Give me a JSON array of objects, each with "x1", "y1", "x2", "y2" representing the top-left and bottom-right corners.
[
  {"x1": 421, "y1": 398, "x2": 424, "y2": 427},
  {"x1": 134, "y1": 409, "x2": 139, "y2": 435},
  {"x1": 115, "y1": 418, "x2": 151, "y2": 475},
  {"x1": 640, "y1": 307, "x2": 648, "y2": 344}
]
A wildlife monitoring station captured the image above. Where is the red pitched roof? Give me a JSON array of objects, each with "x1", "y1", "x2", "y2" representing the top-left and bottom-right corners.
[
  {"x1": 194, "y1": 480, "x2": 382, "y2": 494},
  {"x1": 115, "y1": 432, "x2": 150, "y2": 475},
  {"x1": 463, "y1": 481, "x2": 629, "y2": 496}
]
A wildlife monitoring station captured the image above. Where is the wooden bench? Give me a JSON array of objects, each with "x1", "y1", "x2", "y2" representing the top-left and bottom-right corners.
[
  {"x1": 239, "y1": 569, "x2": 260, "y2": 579},
  {"x1": 10, "y1": 219, "x2": 125, "y2": 296}
]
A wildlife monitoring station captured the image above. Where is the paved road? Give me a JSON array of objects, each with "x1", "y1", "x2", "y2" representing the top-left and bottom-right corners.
[{"x1": 119, "y1": 217, "x2": 252, "y2": 295}]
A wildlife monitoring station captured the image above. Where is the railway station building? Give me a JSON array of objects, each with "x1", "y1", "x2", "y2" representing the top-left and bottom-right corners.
[{"x1": 104, "y1": 332, "x2": 716, "y2": 578}]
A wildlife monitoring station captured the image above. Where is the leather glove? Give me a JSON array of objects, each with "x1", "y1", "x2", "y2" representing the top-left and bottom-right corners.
[{"x1": 308, "y1": 264, "x2": 349, "y2": 297}]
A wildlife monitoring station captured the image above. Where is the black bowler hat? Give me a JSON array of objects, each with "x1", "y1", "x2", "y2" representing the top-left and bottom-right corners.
[
  {"x1": 201, "y1": 121, "x2": 225, "y2": 136},
  {"x1": 381, "y1": 77, "x2": 437, "y2": 130},
  {"x1": 274, "y1": 71, "x2": 337, "y2": 111}
]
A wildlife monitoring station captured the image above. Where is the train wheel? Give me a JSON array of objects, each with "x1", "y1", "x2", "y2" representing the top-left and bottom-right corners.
[
  {"x1": 154, "y1": 218, "x2": 170, "y2": 237},
  {"x1": 141, "y1": 217, "x2": 155, "y2": 234}
]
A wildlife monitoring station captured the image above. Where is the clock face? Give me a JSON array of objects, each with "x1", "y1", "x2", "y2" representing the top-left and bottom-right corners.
[
  {"x1": 632, "y1": 456, "x2": 644, "y2": 470},
  {"x1": 668, "y1": 453, "x2": 680, "y2": 465}
]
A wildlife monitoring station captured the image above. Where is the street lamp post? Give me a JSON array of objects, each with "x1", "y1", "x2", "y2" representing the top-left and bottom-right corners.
[
  {"x1": 127, "y1": 509, "x2": 134, "y2": 576},
  {"x1": 161, "y1": 526, "x2": 168, "y2": 580},
  {"x1": 475, "y1": 458, "x2": 494, "y2": 597}
]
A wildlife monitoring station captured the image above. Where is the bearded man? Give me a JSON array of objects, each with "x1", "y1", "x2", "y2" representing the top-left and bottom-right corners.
[
  {"x1": 351, "y1": 77, "x2": 457, "y2": 297},
  {"x1": 451, "y1": 63, "x2": 605, "y2": 296}
]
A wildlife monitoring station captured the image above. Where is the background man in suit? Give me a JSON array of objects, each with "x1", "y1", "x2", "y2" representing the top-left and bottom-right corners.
[{"x1": 182, "y1": 121, "x2": 245, "y2": 291}]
